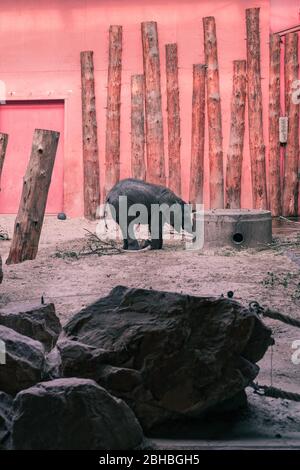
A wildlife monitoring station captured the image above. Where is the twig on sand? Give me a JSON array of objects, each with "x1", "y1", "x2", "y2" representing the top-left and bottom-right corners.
[
  {"x1": 257, "y1": 235, "x2": 300, "y2": 253},
  {"x1": 80, "y1": 229, "x2": 123, "y2": 256}
]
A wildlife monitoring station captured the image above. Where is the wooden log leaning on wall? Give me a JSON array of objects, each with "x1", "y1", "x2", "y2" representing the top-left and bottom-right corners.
[
  {"x1": 141, "y1": 21, "x2": 166, "y2": 186},
  {"x1": 189, "y1": 64, "x2": 206, "y2": 207},
  {"x1": 131, "y1": 74, "x2": 146, "y2": 180},
  {"x1": 225, "y1": 60, "x2": 247, "y2": 209},
  {"x1": 166, "y1": 43, "x2": 181, "y2": 195},
  {"x1": 203, "y1": 16, "x2": 224, "y2": 208},
  {"x1": 105, "y1": 25, "x2": 123, "y2": 196},
  {"x1": 80, "y1": 51, "x2": 100, "y2": 220},
  {"x1": 6, "y1": 129, "x2": 60, "y2": 265},
  {"x1": 246, "y1": 8, "x2": 268, "y2": 210},
  {"x1": 269, "y1": 33, "x2": 281, "y2": 216},
  {"x1": 0, "y1": 133, "x2": 9, "y2": 190},
  {"x1": 283, "y1": 32, "x2": 299, "y2": 217}
]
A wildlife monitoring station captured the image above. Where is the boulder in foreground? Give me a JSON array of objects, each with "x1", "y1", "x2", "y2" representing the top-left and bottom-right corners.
[
  {"x1": 11, "y1": 378, "x2": 145, "y2": 450},
  {"x1": 0, "y1": 302, "x2": 61, "y2": 352},
  {"x1": 62, "y1": 286, "x2": 273, "y2": 430},
  {"x1": 0, "y1": 325, "x2": 44, "y2": 395},
  {"x1": 0, "y1": 391, "x2": 12, "y2": 449}
]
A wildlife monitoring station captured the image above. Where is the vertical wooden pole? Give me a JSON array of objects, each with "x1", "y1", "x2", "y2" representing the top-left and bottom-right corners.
[
  {"x1": 0, "y1": 133, "x2": 8, "y2": 191},
  {"x1": 189, "y1": 64, "x2": 206, "y2": 207},
  {"x1": 283, "y1": 32, "x2": 299, "y2": 217},
  {"x1": 131, "y1": 74, "x2": 146, "y2": 180},
  {"x1": 269, "y1": 33, "x2": 281, "y2": 217},
  {"x1": 80, "y1": 51, "x2": 100, "y2": 220},
  {"x1": 141, "y1": 21, "x2": 166, "y2": 186},
  {"x1": 203, "y1": 17, "x2": 224, "y2": 208},
  {"x1": 246, "y1": 8, "x2": 268, "y2": 210},
  {"x1": 6, "y1": 129, "x2": 60, "y2": 265},
  {"x1": 225, "y1": 60, "x2": 247, "y2": 209},
  {"x1": 105, "y1": 25, "x2": 123, "y2": 195},
  {"x1": 166, "y1": 43, "x2": 181, "y2": 195}
]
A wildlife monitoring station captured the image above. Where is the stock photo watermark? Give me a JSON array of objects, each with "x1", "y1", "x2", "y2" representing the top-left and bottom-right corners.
[
  {"x1": 0, "y1": 339, "x2": 6, "y2": 365},
  {"x1": 96, "y1": 199, "x2": 204, "y2": 251},
  {"x1": 291, "y1": 340, "x2": 300, "y2": 365}
]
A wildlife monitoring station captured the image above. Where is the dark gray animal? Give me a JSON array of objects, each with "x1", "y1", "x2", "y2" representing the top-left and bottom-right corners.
[{"x1": 105, "y1": 178, "x2": 193, "y2": 250}]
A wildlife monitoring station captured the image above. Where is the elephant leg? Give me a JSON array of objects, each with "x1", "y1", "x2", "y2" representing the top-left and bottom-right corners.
[
  {"x1": 120, "y1": 219, "x2": 140, "y2": 251},
  {"x1": 149, "y1": 213, "x2": 163, "y2": 250}
]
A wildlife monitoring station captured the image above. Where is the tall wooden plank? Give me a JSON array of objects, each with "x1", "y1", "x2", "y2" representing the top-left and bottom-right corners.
[
  {"x1": 269, "y1": 33, "x2": 281, "y2": 216},
  {"x1": 189, "y1": 64, "x2": 205, "y2": 207},
  {"x1": 105, "y1": 25, "x2": 123, "y2": 195},
  {"x1": 6, "y1": 129, "x2": 60, "y2": 265},
  {"x1": 131, "y1": 74, "x2": 146, "y2": 180},
  {"x1": 80, "y1": 50, "x2": 100, "y2": 220},
  {"x1": 283, "y1": 32, "x2": 299, "y2": 217},
  {"x1": 246, "y1": 8, "x2": 268, "y2": 209},
  {"x1": 141, "y1": 21, "x2": 166, "y2": 186},
  {"x1": 166, "y1": 43, "x2": 181, "y2": 195},
  {"x1": 225, "y1": 60, "x2": 247, "y2": 209},
  {"x1": 203, "y1": 16, "x2": 224, "y2": 208}
]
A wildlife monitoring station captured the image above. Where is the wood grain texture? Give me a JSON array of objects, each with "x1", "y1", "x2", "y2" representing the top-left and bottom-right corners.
[
  {"x1": 226, "y1": 60, "x2": 247, "y2": 209},
  {"x1": 283, "y1": 32, "x2": 299, "y2": 217},
  {"x1": 6, "y1": 129, "x2": 60, "y2": 264},
  {"x1": 203, "y1": 16, "x2": 224, "y2": 209},
  {"x1": 80, "y1": 50, "x2": 100, "y2": 220},
  {"x1": 141, "y1": 21, "x2": 166, "y2": 186},
  {"x1": 131, "y1": 74, "x2": 146, "y2": 180},
  {"x1": 105, "y1": 25, "x2": 123, "y2": 196},
  {"x1": 246, "y1": 8, "x2": 267, "y2": 209},
  {"x1": 189, "y1": 64, "x2": 205, "y2": 207}
]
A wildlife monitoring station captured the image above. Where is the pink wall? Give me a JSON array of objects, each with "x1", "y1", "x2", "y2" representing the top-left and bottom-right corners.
[
  {"x1": 0, "y1": 0, "x2": 298, "y2": 216},
  {"x1": 270, "y1": 0, "x2": 300, "y2": 32},
  {"x1": 0, "y1": 100, "x2": 64, "y2": 214}
]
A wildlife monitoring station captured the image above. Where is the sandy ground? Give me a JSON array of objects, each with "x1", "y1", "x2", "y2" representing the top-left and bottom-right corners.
[{"x1": 1, "y1": 214, "x2": 300, "y2": 447}]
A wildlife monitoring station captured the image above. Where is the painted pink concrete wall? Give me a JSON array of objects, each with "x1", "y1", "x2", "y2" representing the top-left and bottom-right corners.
[
  {"x1": 0, "y1": 100, "x2": 64, "y2": 213},
  {"x1": 0, "y1": 0, "x2": 298, "y2": 216},
  {"x1": 270, "y1": 0, "x2": 300, "y2": 32}
]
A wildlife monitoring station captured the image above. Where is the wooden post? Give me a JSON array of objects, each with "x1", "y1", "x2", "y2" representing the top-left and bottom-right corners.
[
  {"x1": 105, "y1": 25, "x2": 123, "y2": 195},
  {"x1": 80, "y1": 51, "x2": 100, "y2": 220},
  {"x1": 6, "y1": 129, "x2": 60, "y2": 265},
  {"x1": 166, "y1": 43, "x2": 181, "y2": 195},
  {"x1": 269, "y1": 33, "x2": 281, "y2": 217},
  {"x1": 0, "y1": 133, "x2": 8, "y2": 190},
  {"x1": 141, "y1": 21, "x2": 166, "y2": 186},
  {"x1": 225, "y1": 60, "x2": 247, "y2": 209},
  {"x1": 246, "y1": 8, "x2": 268, "y2": 209},
  {"x1": 283, "y1": 32, "x2": 299, "y2": 217},
  {"x1": 203, "y1": 17, "x2": 224, "y2": 208},
  {"x1": 131, "y1": 74, "x2": 146, "y2": 180},
  {"x1": 189, "y1": 64, "x2": 206, "y2": 207}
]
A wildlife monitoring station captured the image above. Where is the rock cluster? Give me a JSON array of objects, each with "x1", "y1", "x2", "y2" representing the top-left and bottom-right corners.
[{"x1": 0, "y1": 286, "x2": 273, "y2": 448}]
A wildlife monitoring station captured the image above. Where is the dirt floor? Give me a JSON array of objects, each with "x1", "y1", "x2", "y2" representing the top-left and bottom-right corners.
[{"x1": 1, "y1": 214, "x2": 300, "y2": 448}]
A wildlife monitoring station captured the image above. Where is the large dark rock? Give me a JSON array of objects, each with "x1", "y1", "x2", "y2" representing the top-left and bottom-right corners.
[
  {"x1": 62, "y1": 286, "x2": 273, "y2": 430},
  {"x1": 0, "y1": 302, "x2": 61, "y2": 352},
  {"x1": 0, "y1": 392, "x2": 12, "y2": 449},
  {"x1": 0, "y1": 325, "x2": 45, "y2": 395},
  {"x1": 11, "y1": 378, "x2": 145, "y2": 450}
]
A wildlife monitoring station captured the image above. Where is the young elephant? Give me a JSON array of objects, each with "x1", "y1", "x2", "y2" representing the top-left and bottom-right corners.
[{"x1": 105, "y1": 178, "x2": 193, "y2": 250}]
